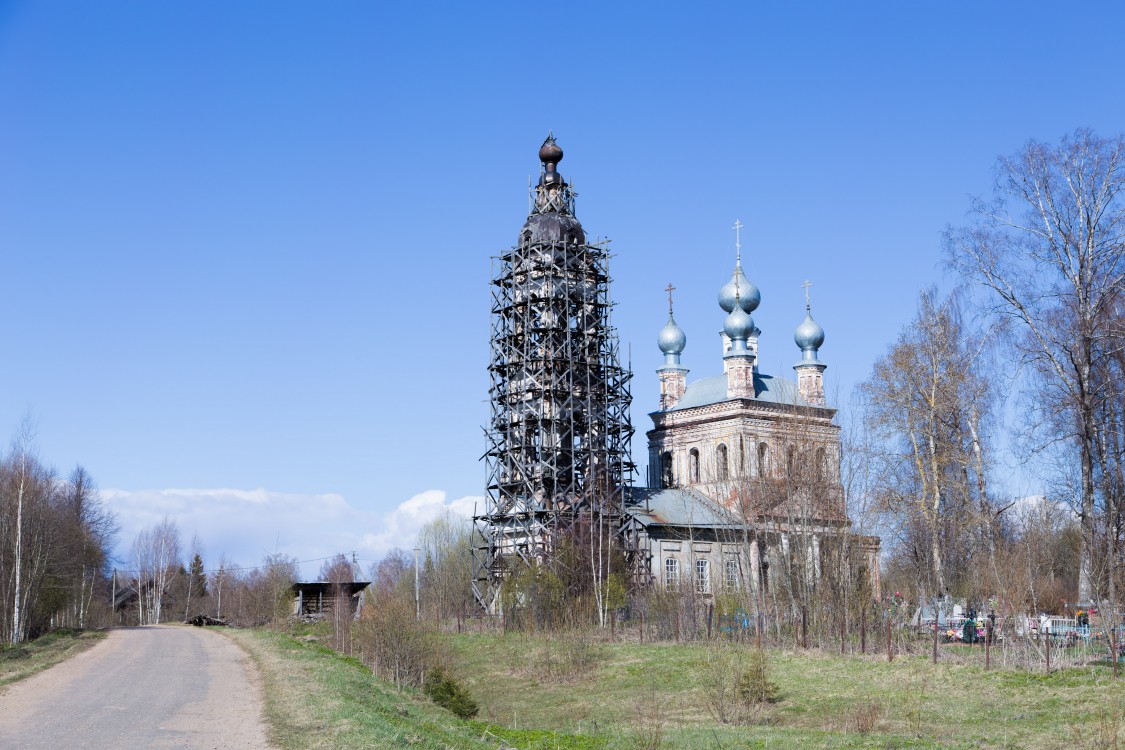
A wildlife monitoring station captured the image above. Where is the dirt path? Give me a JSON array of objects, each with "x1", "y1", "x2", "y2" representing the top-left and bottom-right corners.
[{"x1": 0, "y1": 625, "x2": 274, "y2": 749}]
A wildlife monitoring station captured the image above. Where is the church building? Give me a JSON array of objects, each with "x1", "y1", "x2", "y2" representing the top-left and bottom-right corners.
[
  {"x1": 622, "y1": 239, "x2": 881, "y2": 600},
  {"x1": 476, "y1": 134, "x2": 878, "y2": 610}
]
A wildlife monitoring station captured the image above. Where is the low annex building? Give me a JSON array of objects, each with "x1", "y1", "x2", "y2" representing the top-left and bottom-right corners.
[{"x1": 623, "y1": 239, "x2": 880, "y2": 599}]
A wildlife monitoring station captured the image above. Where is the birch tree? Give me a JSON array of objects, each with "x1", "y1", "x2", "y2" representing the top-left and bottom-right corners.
[
  {"x1": 946, "y1": 129, "x2": 1125, "y2": 602},
  {"x1": 131, "y1": 517, "x2": 182, "y2": 624},
  {"x1": 0, "y1": 425, "x2": 57, "y2": 644},
  {"x1": 862, "y1": 291, "x2": 996, "y2": 599}
]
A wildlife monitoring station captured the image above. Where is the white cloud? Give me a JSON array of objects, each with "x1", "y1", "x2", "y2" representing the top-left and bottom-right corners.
[
  {"x1": 101, "y1": 487, "x2": 481, "y2": 578},
  {"x1": 1009, "y1": 494, "x2": 1074, "y2": 521}
]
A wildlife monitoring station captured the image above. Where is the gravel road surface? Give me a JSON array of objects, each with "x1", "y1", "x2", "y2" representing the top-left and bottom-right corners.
[{"x1": 0, "y1": 625, "x2": 273, "y2": 749}]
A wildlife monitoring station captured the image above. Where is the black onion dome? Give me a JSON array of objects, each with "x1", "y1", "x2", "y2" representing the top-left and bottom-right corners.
[
  {"x1": 520, "y1": 212, "x2": 586, "y2": 246},
  {"x1": 539, "y1": 133, "x2": 563, "y2": 164},
  {"x1": 520, "y1": 133, "x2": 584, "y2": 245}
]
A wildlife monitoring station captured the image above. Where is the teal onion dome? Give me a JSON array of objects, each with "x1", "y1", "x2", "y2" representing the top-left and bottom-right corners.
[
  {"x1": 724, "y1": 304, "x2": 754, "y2": 353},
  {"x1": 718, "y1": 264, "x2": 761, "y2": 314},
  {"x1": 658, "y1": 316, "x2": 687, "y2": 366},
  {"x1": 795, "y1": 310, "x2": 825, "y2": 361},
  {"x1": 659, "y1": 316, "x2": 686, "y2": 356}
]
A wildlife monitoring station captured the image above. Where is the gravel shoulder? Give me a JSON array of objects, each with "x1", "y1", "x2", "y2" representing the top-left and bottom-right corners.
[{"x1": 0, "y1": 625, "x2": 274, "y2": 750}]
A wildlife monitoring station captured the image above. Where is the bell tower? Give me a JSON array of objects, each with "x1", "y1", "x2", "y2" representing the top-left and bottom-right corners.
[{"x1": 474, "y1": 135, "x2": 636, "y2": 610}]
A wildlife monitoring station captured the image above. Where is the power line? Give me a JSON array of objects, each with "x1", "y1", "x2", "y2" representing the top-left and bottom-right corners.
[{"x1": 111, "y1": 552, "x2": 384, "y2": 578}]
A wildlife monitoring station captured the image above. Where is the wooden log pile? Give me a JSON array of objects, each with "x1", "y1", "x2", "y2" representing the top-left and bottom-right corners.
[{"x1": 186, "y1": 614, "x2": 229, "y2": 627}]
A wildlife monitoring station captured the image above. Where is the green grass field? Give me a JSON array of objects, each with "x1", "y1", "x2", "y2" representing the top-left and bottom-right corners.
[
  {"x1": 224, "y1": 628, "x2": 612, "y2": 750},
  {"x1": 0, "y1": 628, "x2": 106, "y2": 687},
  {"x1": 445, "y1": 632, "x2": 1125, "y2": 749},
  {"x1": 225, "y1": 625, "x2": 1125, "y2": 749}
]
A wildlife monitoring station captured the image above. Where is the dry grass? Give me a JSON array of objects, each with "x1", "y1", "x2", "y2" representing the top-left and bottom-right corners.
[
  {"x1": 447, "y1": 631, "x2": 1125, "y2": 749},
  {"x1": 0, "y1": 629, "x2": 105, "y2": 687},
  {"x1": 223, "y1": 627, "x2": 495, "y2": 750},
  {"x1": 848, "y1": 700, "x2": 883, "y2": 735}
]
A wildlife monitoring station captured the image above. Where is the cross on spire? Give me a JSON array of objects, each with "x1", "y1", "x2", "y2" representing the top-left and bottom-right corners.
[
  {"x1": 732, "y1": 219, "x2": 744, "y2": 264},
  {"x1": 802, "y1": 279, "x2": 813, "y2": 310},
  {"x1": 665, "y1": 282, "x2": 676, "y2": 317}
]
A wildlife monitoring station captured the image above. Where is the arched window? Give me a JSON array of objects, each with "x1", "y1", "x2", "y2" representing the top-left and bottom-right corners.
[
  {"x1": 716, "y1": 443, "x2": 729, "y2": 482},
  {"x1": 738, "y1": 436, "x2": 745, "y2": 476},
  {"x1": 757, "y1": 442, "x2": 769, "y2": 477},
  {"x1": 689, "y1": 449, "x2": 701, "y2": 483},
  {"x1": 660, "y1": 451, "x2": 674, "y2": 489},
  {"x1": 786, "y1": 446, "x2": 796, "y2": 478}
]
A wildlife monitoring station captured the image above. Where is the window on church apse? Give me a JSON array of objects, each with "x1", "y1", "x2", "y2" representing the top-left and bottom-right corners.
[
  {"x1": 716, "y1": 443, "x2": 729, "y2": 482},
  {"x1": 757, "y1": 442, "x2": 768, "y2": 477},
  {"x1": 689, "y1": 449, "x2": 700, "y2": 483}
]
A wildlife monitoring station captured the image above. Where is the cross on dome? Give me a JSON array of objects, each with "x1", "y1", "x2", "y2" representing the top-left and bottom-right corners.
[{"x1": 732, "y1": 219, "x2": 744, "y2": 264}]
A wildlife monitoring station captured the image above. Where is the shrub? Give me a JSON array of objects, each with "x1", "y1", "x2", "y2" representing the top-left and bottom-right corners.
[
  {"x1": 736, "y1": 649, "x2": 780, "y2": 706},
  {"x1": 353, "y1": 589, "x2": 437, "y2": 689},
  {"x1": 851, "y1": 700, "x2": 883, "y2": 735},
  {"x1": 424, "y1": 666, "x2": 479, "y2": 719}
]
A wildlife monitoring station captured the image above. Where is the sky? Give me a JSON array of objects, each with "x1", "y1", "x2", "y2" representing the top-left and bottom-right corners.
[{"x1": 2, "y1": 1, "x2": 1124, "y2": 575}]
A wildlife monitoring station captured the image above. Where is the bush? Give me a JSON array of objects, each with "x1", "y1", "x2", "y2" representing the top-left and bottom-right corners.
[
  {"x1": 851, "y1": 700, "x2": 883, "y2": 734},
  {"x1": 736, "y1": 649, "x2": 780, "y2": 706},
  {"x1": 424, "y1": 666, "x2": 479, "y2": 719},
  {"x1": 353, "y1": 589, "x2": 436, "y2": 689}
]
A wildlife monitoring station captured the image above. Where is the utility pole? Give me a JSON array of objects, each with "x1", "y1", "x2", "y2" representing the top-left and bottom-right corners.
[{"x1": 414, "y1": 547, "x2": 421, "y2": 621}]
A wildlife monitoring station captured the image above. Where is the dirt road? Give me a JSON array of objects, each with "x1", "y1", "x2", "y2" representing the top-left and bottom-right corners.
[{"x1": 0, "y1": 625, "x2": 273, "y2": 749}]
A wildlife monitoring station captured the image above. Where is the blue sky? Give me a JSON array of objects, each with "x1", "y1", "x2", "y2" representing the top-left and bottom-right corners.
[{"x1": 2, "y1": 2, "x2": 1123, "y2": 572}]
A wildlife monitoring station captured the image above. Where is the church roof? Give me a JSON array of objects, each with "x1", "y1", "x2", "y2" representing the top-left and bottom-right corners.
[
  {"x1": 626, "y1": 487, "x2": 742, "y2": 528},
  {"x1": 666, "y1": 372, "x2": 808, "y2": 412}
]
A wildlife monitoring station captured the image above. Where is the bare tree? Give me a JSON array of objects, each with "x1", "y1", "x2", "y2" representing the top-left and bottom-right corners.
[
  {"x1": 320, "y1": 553, "x2": 358, "y2": 651},
  {"x1": 861, "y1": 290, "x2": 996, "y2": 600},
  {"x1": 416, "y1": 511, "x2": 474, "y2": 624},
  {"x1": 130, "y1": 517, "x2": 182, "y2": 624},
  {"x1": 946, "y1": 129, "x2": 1125, "y2": 602},
  {"x1": 183, "y1": 536, "x2": 206, "y2": 620},
  {"x1": 211, "y1": 557, "x2": 231, "y2": 621},
  {"x1": 1, "y1": 421, "x2": 51, "y2": 644},
  {"x1": 0, "y1": 426, "x2": 116, "y2": 642},
  {"x1": 57, "y1": 466, "x2": 117, "y2": 628}
]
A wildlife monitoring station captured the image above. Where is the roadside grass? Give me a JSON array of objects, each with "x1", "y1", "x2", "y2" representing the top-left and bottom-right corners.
[
  {"x1": 223, "y1": 627, "x2": 624, "y2": 750},
  {"x1": 0, "y1": 628, "x2": 106, "y2": 687},
  {"x1": 446, "y1": 632, "x2": 1125, "y2": 749},
  {"x1": 222, "y1": 625, "x2": 1125, "y2": 749}
]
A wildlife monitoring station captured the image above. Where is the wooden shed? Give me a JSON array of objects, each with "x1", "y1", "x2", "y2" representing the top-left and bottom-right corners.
[{"x1": 290, "y1": 581, "x2": 370, "y2": 619}]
